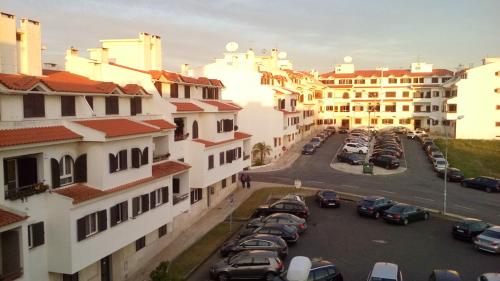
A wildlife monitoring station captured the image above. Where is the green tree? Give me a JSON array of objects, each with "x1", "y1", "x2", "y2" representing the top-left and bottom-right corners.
[{"x1": 252, "y1": 142, "x2": 272, "y2": 166}]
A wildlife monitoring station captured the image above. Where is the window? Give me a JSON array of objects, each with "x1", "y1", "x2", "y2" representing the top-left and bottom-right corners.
[
  {"x1": 109, "y1": 150, "x2": 127, "y2": 173},
  {"x1": 432, "y1": 77, "x2": 439, "y2": 83},
  {"x1": 402, "y1": 91, "x2": 409, "y2": 98},
  {"x1": 400, "y1": 78, "x2": 411, "y2": 83},
  {"x1": 110, "y1": 201, "x2": 128, "y2": 227},
  {"x1": 192, "y1": 121, "x2": 199, "y2": 139},
  {"x1": 105, "y1": 96, "x2": 119, "y2": 115},
  {"x1": 382, "y1": 119, "x2": 394, "y2": 124},
  {"x1": 222, "y1": 179, "x2": 227, "y2": 188},
  {"x1": 136, "y1": 236, "x2": 146, "y2": 251},
  {"x1": 132, "y1": 194, "x2": 150, "y2": 217},
  {"x1": 220, "y1": 152, "x2": 225, "y2": 165},
  {"x1": 355, "y1": 118, "x2": 361, "y2": 124},
  {"x1": 497, "y1": 105, "x2": 500, "y2": 110},
  {"x1": 23, "y1": 94, "x2": 45, "y2": 118},
  {"x1": 496, "y1": 122, "x2": 500, "y2": 127},
  {"x1": 28, "y1": 222, "x2": 44, "y2": 248},
  {"x1": 385, "y1": 105, "x2": 396, "y2": 112},
  {"x1": 170, "y1": 83, "x2": 178, "y2": 98},
  {"x1": 130, "y1": 97, "x2": 142, "y2": 116},
  {"x1": 77, "y1": 210, "x2": 107, "y2": 241},
  {"x1": 131, "y1": 147, "x2": 149, "y2": 168},
  {"x1": 85, "y1": 96, "x2": 94, "y2": 110},
  {"x1": 59, "y1": 155, "x2": 74, "y2": 186},
  {"x1": 61, "y1": 96, "x2": 76, "y2": 116},
  {"x1": 371, "y1": 118, "x2": 378, "y2": 125},
  {"x1": 208, "y1": 155, "x2": 214, "y2": 170},
  {"x1": 232, "y1": 174, "x2": 236, "y2": 183},
  {"x1": 399, "y1": 119, "x2": 411, "y2": 125},
  {"x1": 342, "y1": 92, "x2": 349, "y2": 99},
  {"x1": 327, "y1": 92, "x2": 332, "y2": 98},
  {"x1": 190, "y1": 188, "x2": 203, "y2": 204},
  {"x1": 388, "y1": 78, "x2": 397, "y2": 84},
  {"x1": 63, "y1": 273, "x2": 79, "y2": 281},
  {"x1": 355, "y1": 92, "x2": 362, "y2": 98},
  {"x1": 433, "y1": 91, "x2": 440, "y2": 97},
  {"x1": 370, "y1": 78, "x2": 377, "y2": 84},
  {"x1": 385, "y1": 92, "x2": 396, "y2": 98},
  {"x1": 158, "y1": 224, "x2": 167, "y2": 238},
  {"x1": 402, "y1": 105, "x2": 409, "y2": 111},
  {"x1": 150, "y1": 188, "x2": 163, "y2": 208},
  {"x1": 184, "y1": 85, "x2": 191, "y2": 98},
  {"x1": 368, "y1": 92, "x2": 378, "y2": 98},
  {"x1": 432, "y1": 105, "x2": 439, "y2": 111},
  {"x1": 354, "y1": 79, "x2": 365, "y2": 84},
  {"x1": 220, "y1": 119, "x2": 234, "y2": 132}
]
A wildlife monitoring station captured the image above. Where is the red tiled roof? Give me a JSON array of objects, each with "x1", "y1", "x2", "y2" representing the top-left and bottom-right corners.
[
  {"x1": 320, "y1": 69, "x2": 453, "y2": 79},
  {"x1": 54, "y1": 161, "x2": 191, "y2": 204},
  {"x1": 171, "y1": 102, "x2": 204, "y2": 112},
  {"x1": 227, "y1": 102, "x2": 242, "y2": 109},
  {"x1": 193, "y1": 131, "x2": 252, "y2": 147},
  {"x1": 122, "y1": 84, "x2": 149, "y2": 95},
  {"x1": 74, "y1": 119, "x2": 160, "y2": 137},
  {"x1": 201, "y1": 100, "x2": 241, "y2": 111},
  {"x1": 142, "y1": 119, "x2": 176, "y2": 130},
  {"x1": 0, "y1": 208, "x2": 27, "y2": 228},
  {"x1": 209, "y1": 79, "x2": 225, "y2": 88},
  {"x1": 0, "y1": 126, "x2": 82, "y2": 147}
]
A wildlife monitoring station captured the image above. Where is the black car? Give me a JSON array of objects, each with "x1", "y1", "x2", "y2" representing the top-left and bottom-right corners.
[
  {"x1": 254, "y1": 200, "x2": 309, "y2": 219},
  {"x1": 437, "y1": 168, "x2": 465, "y2": 182},
  {"x1": 239, "y1": 223, "x2": 299, "y2": 244},
  {"x1": 273, "y1": 259, "x2": 344, "y2": 281},
  {"x1": 357, "y1": 196, "x2": 394, "y2": 219},
  {"x1": 316, "y1": 190, "x2": 341, "y2": 208},
  {"x1": 210, "y1": 250, "x2": 284, "y2": 281},
  {"x1": 372, "y1": 149, "x2": 402, "y2": 158},
  {"x1": 336, "y1": 152, "x2": 364, "y2": 165},
  {"x1": 461, "y1": 177, "x2": 500, "y2": 193},
  {"x1": 247, "y1": 213, "x2": 307, "y2": 234},
  {"x1": 369, "y1": 155, "x2": 400, "y2": 169},
  {"x1": 383, "y1": 203, "x2": 429, "y2": 225},
  {"x1": 428, "y1": 270, "x2": 461, "y2": 281},
  {"x1": 452, "y1": 218, "x2": 491, "y2": 241},
  {"x1": 220, "y1": 234, "x2": 288, "y2": 258},
  {"x1": 302, "y1": 143, "x2": 316, "y2": 155},
  {"x1": 338, "y1": 127, "x2": 349, "y2": 134}
]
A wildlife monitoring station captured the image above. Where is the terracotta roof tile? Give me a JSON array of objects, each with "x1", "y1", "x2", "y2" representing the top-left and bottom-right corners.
[
  {"x1": 142, "y1": 119, "x2": 176, "y2": 130},
  {"x1": 320, "y1": 69, "x2": 453, "y2": 79},
  {"x1": 122, "y1": 84, "x2": 150, "y2": 95},
  {"x1": 227, "y1": 102, "x2": 242, "y2": 109},
  {"x1": 171, "y1": 102, "x2": 204, "y2": 112},
  {"x1": 0, "y1": 208, "x2": 27, "y2": 228},
  {"x1": 0, "y1": 126, "x2": 82, "y2": 147},
  {"x1": 74, "y1": 119, "x2": 160, "y2": 138},
  {"x1": 54, "y1": 161, "x2": 191, "y2": 204},
  {"x1": 193, "y1": 131, "x2": 252, "y2": 147},
  {"x1": 201, "y1": 100, "x2": 241, "y2": 111},
  {"x1": 209, "y1": 79, "x2": 224, "y2": 88}
]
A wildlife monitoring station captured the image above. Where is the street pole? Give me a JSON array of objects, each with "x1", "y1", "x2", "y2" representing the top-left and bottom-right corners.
[
  {"x1": 443, "y1": 123, "x2": 448, "y2": 214},
  {"x1": 229, "y1": 194, "x2": 235, "y2": 233}
]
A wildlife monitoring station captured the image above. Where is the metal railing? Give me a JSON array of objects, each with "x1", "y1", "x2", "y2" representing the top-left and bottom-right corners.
[
  {"x1": 173, "y1": 193, "x2": 189, "y2": 205},
  {"x1": 4, "y1": 183, "x2": 48, "y2": 200}
]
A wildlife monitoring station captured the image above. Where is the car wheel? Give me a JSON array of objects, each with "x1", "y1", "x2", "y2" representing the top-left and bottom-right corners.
[
  {"x1": 374, "y1": 212, "x2": 380, "y2": 219},
  {"x1": 424, "y1": 213, "x2": 429, "y2": 220},
  {"x1": 265, "y1": 272, "x2": 276, "y2": 281},
  {"x1": 403, "y1": 218, "x2": 409, "y2": 225},
  {"x1": 485, "y1": 187, "x2": 492, "y2": 193},
  {"x1": 218, "y1": 272, "x2": 230, "y2": 281}
]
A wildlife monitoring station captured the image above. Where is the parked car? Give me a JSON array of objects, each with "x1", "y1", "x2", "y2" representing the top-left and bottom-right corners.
[
  {"x1": 302, "y1": 143, "x2": 316, "y2": 155},
  {"x1": 220, "y1": 234, "x2": 288, "y2": 258},
  {"x1": 357, "y1": 196, "x2": 395, "y2": 219},
  {"x1": 372, "y1": 149, "x2": 402, "y2": 159},
  {"x1": 429, "y1": 270, "x2": 461, "y2": 281},
  {"x1": 452, "y1": 218, "x2": 490, "y2": 241},
  {"x1": 239, "y1": 223, "x2": 300, "y2": 243},
  {"x1": 337, "y1": 152, "x2": 364, "y2": 165},
  {"x1": 343, "y1": 143, "x2": 368, "y2": 154},
  {"x1": 383, "y1": 203, "x2": 429, "y2": 225},
  {"x1": 338, "y1": 127, "x2": 349, "y2": 134},
  {"x1": 407, "y1": 131, "x2": 417, "y2": 139},
  {"x1": 253, "y1": 200, "x2": 309, "y2": 219},
  {"x1": 274, "y1": 258, "x2": 344, "y2": 281},
  {"x1": 478, "y1": 273, "x2": 500, "y2": 281},
  {"x1": 433, "y1": 159, "x2": 448, "y2": 172},
  {"x1": 210, "y1": 250, "x2": 284, "y2": 281},
  {"x1": 316, "y1": 190, "x2": 341, "y2": 208},
  {"x1": 281, "y1": 194, "x2": 306, "y2": 204},
  {"x1": 461, "y1": 177, "x2": 500, "y2": 193},
  {"x1": 473, "y1": 226, "x2": 500, "y2": 254},
  {"x1": 344, "y1": 137, "x2": 369, "y2": 145},
  {"x1": 367, "y1": 262, "x2": 402, "y2": 281},
  {"x1": 310, "y1": 137, "x2": 322, "y2": 148},
  {"x1": 369, "y1": 155, "x2": 400, "y2": 169},
  {"x1": 437, "y1": 168, "x2": 465, "y2": 182},
  {"x1": 247, "y1": 213, "x2": 307, "y2": 234},
  {"x1": 429, "y1": 151, "x2": 444, "y2": 163},
  {"x1": 326, "y1": 126, "x2": 337, "y2": 135}
]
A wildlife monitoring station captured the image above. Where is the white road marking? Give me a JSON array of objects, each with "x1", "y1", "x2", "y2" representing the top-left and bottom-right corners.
[
  {"x1": 340, "y1": 184, "x2": 359, "y2": 189},
  {"x1": 455, "y1": 204, "x2": 475, "y2": 211},
  {"x1": 308, "y1": 180, "x2": 326, "y2": 185},
  {"x1": 372, "y1": 240, "x2": 388, "y2": 244},
  {"x1": 414, "y1": 196, "x2": 434, "y2": 202},
  {"x1": 377, "y1": 189, "x2": 396, "y2": 194}
]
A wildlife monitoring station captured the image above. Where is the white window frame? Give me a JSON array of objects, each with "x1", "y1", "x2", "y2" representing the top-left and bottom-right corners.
[
  {"x1": 60, "y1": 155, "x2": 74, "y2": 186},
  {"x1": 85, "y1": 213, "x2": 98, "y2": 237},
  {"x1": 116, "y1": 203, "x2": 123, "y2": 224},
  {"x1": 154, "y1": 189, "x2": 162, "y2": 206},
  {"x1": 28, "y1": 224, "x2": 34, "y2": 248}
]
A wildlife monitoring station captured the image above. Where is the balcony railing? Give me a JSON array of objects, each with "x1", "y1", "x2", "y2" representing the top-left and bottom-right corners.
[
  {"x1": 174, "y1": 133, "x2": 189, "y2": 142},
  {"x1": 243, "y1": 154, "x2": 250, "y2": 160},
  {"x1": 153, "y1": 153, "x2": 171, "y2": 163},
  {"x1": 173, "y1": 193, "x2": 189, "y2": 205},
  {"x1": 5, "y1": 183, "x2": 48, "y2": 200}
]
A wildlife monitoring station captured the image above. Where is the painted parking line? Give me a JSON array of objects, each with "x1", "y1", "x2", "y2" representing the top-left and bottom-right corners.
[
  {"x1": 377, "y1": 189, "x2": 396, "y2": 194},
  {"x1": 308, "y1": 180, "x2": 326, "y2": 185},
  {"x1": 414, "y1": 196, "x2": 434, "y2": 202},
  {"x1": 454, "y1": 204, "x2": 475, "y2": 211},
  {"x1": 340, "y1": 184, "x2": 360, "y2": 189}
]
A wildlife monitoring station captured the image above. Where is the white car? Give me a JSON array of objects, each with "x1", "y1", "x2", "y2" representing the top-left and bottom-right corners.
[
  {"x1": 433, "y1": 159, "x2": 448, "y2": 171},
  {"x1": 367, "y1": 262, "x2": 403, "y2": 281},
  {"x1": 406, "y1": 131, "x2": 416, "y2": 139},
  {"x1": 343, "y1": 143, "x2": 369, "y2": 154},
  {"x1": 478, "y1": 273, "x2": 500, "y2": 281}
]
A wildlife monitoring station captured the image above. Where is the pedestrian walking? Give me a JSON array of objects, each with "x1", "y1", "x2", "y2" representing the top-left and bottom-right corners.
[
  {"x1": 246, "y1": 174, "x2": 251, "y2": 188},
  {"x1": 239, "y1": 173, "x2": 247, "y2": 188}
]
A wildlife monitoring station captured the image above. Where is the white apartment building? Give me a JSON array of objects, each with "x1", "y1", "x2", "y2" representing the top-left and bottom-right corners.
[
  {"x1": 319, "y1": 61, "x2": 455, "y2": 135},
  {"x1": 0, "y1": 12, "x2": 250, "y2": 281},
  {"x1": 442, "y1": 58, "x2": 500, "y2": 139},
  {"x1": 194, "y1": 47, "x2": 321, "y2": 164}
]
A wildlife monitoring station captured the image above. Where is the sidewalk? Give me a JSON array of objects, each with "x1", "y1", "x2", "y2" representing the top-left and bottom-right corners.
[{"x1": 125, "y1": 182, "x2": 288, "y2": 281}]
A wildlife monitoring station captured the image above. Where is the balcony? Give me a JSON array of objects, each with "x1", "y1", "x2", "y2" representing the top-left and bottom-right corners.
[
  {"x1": 174, "y1": 133, "x2": 189, "y2": 142},
  {"x1": 243, "y1": 154, "x2": 251, "y2": 161},
  {"x1": 4, "y1": 155, "x2": 43, "y2": 200},
  {"x1": 5, "y1": 183, "x2": 48, "y2": 200},
  {"x1": 153, "y1": 153, "x2": 171, "y2": 163},
  {"x1": 173, "y1": 193, "x2": 189, "y2": 205}
]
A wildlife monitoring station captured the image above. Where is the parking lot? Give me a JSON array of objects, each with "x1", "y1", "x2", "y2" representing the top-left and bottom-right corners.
[{"x1": 189, "y1": 198, "x2": 499, "y2": 281}]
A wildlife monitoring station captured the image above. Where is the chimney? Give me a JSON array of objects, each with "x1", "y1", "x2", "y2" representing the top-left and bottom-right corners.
[
  {"x1": 18, "y1": 18, "x2": 42, "y2": 76},
  {"x1": 88, "y1": 47, "x2": 109, "y2": 64},
  {"x1": 0, "y1": 12, "x2": 18, "y2": 74},
  {"x1": 181, "y1": 64, "x2": 189, "y2": 75}
]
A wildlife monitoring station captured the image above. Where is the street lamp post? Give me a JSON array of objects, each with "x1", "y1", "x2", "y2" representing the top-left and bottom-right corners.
[{"x1": 442, "y1": 115, "x2": 464, "y2": 214}]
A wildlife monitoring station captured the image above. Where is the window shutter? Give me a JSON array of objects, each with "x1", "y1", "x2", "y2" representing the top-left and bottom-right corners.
[
  {"x1": 132, "y1": 197, "x2": 140, "y2": 217},
  {"x1": 74, "y1": 154, "x2": 87, "y2": 183},
  {"x1": 98, "y1": 210, "x2": 107, "y2": 232},
  {"x1": 141, "y1": 147, "x2": 149, "y2": 165},
  {"x1": 219, "y1": 152, "x2": 225, "y2": 165},
  {"x1": 119, "y1": 150, "x2": 127, "y2": 170},
  {"x1": 150, "y1": 191, "x2": 156, "y2": 209},
  {"x1": 121, "y1": 201, "x2": 128, "y2": 222},
  {"x1": 198, "y1": 189, "x2": 203, "y2": 200},
  {"x1": 217, "y1": 121, "x2": 221, "y2": 133},
  {"x1": 162, "y1": 186, "x2": 168, "y2": 203},
  {"x1": 131, "y1": 148, "x2": 141, "y2": 168},
  {"x1": 33, "y1": 222, "x2": 45, "y2": 247},
  {"x1": 109, "y1": 153, "x2": 118, "y2": 173},
  {"x1": 110, "y1": 205, "x2": 118, "y2": 227},
  {"x1": 51, "y1": 158, "x2": 60, "y2": 188},
  {"x1": 141, "y1": 194, "x2": 150, "y2": 212},
  {"x1": 77, "y1": 217, "x2": 86, "y2": 241},
  {"x1": 238, "y1": 147, "x2": 242, "y2": 159},
  {"x1": 190, "y1": 190, "x2": 194, "y2": 204}
]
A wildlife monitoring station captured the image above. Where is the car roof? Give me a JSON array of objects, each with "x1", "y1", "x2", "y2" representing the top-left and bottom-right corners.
[
  {"x1": 371, "y1": 262, "x2": 399, "y2": 278},
  {"x1": 242, "y1": 234, "x2": 283, "y2": 242},
  {"x1": 237, "y1": 250, "x2": 279, "y2": 258},
  {"x1": 262, "y1": 223, "x2": 290, "y2": 228},
  {"x1": 393, "y1": 203, "x2": 411, "y2": 207},
  {"x1": 481, "y1": 273, "x2": 500, "y2": 281},
  {"x1": 310, "y1": 259, "x2": 334, "y2": 269},
  {"x1": 364, "y1": 196, "x2": 385, "y2": 201},
  {"x1": 432, "y1": 270, "x2": 461, "y2": 281},
  {"x1": 487, "y1": 226, "x2": 500, "y2": 232},
  {"x1": 275, "y1": 199, "x2": 305, "y2": 205}
]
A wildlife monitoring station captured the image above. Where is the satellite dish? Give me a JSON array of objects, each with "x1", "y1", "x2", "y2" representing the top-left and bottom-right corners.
[
  {"x1": 225, "y1": 42, "x2": 239, "y2": 52},
  {"x1": 344, "y1": 56, "x2": 353, "y2": 63},
  {"x1": 278, "y1": 51, "x2": 288, "y2": 59}
]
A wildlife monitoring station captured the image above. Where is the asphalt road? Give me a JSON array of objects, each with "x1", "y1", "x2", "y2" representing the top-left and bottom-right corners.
[
  {"x1": 250, "y1": 134, "x2": 500, "y2": 225},
  {"x1": 190, "y1": 199, "x2": 499, "y2": 281}
]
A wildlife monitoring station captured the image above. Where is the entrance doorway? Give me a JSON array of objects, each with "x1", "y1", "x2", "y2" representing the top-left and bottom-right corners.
[
  {"x1": 101, "y1": 255, "x2": 111, "y2": 281},
  {"x1": 414, "y1": 119, "x2": 421, "y2": 130},
  {"x1": 341, "y1": 119, "x2": 350, "y2": 129}
]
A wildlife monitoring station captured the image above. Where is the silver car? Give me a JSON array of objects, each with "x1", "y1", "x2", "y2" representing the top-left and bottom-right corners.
[{"x1": 474, "y1": 226, "x2": 500, "y2": 253}]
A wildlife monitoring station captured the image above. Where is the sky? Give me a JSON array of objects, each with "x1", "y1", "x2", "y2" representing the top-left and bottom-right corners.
[{"x1": 2, "y1": 0, "x2": 500, "y2": 73}]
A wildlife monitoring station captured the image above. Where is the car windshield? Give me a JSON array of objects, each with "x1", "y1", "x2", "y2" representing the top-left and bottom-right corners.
[
  {"x1": 283, "y1": 225, "x2": 297, "y2": 233},
  {"x1": 388, "y1": 205, "x2": 406, "y2": 212},
  {"x1": 361, "y1": 200, "x2": 376, "y2": 206},
  {"x1": 312, "y1": 138, "x2": 320, "y2": 142},
  {"x1": 323, "y1": 191, "x2": 337, "y2": 198},
  {"x1": 482, "y1": 230, "x2": 500, "y2": 239},
  {"x1": 436, "y1": 160, "x2": 446, "y2": 165},
  {"x1": 304, "y1": 144, "x2": 313, "y2": 149}
]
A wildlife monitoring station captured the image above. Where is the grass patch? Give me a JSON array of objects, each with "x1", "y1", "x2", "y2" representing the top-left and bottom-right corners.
[{"x1": 434, "y1": 139, "x2": 500, "y2": 178}]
